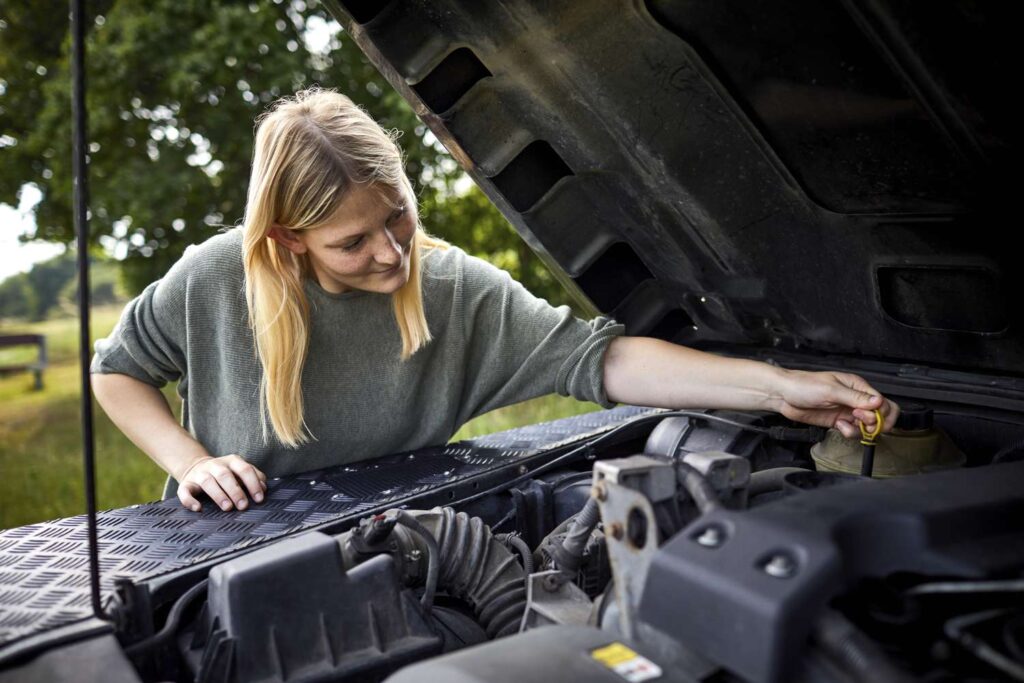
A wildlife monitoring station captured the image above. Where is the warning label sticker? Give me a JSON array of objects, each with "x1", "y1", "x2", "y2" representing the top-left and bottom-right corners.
[{"x1": 591, "y1": 642, "x2": 663, "y2": 682}]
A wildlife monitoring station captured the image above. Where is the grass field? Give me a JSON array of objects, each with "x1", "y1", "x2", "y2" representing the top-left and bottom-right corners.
[{"x1": 0, "y1": 307, "x2": 600, "y2": 529}]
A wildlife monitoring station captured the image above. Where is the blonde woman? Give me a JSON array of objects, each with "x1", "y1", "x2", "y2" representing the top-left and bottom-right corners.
[{"x1": 91, "y1": 88, "x2": 898, "y2": 513}]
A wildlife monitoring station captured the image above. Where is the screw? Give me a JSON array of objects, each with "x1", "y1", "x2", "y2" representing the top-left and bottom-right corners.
[
  {"x1": 763, "y1": 554, "x2": 797, "y2": 579},
  {"x1": 542, "y1": 574, "x2": 564, "y2": 592},
  {"x1": 518, "y1": 465, "x2": 528, "y2": 475},
  {"x1": 695, "y1": 526, "x2": 724, "y2": 548},
  {"x1": 405, "y1": 549, "x2": 422, "y2": 563},
  {"x1": 609, "y1": 522, "x2": 624, "y2": 540},
  {"x1": 593, "y1": 483, "x2": 607, "y2": 501}
]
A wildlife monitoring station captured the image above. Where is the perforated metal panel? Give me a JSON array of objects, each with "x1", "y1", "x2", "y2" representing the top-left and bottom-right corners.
[{"x1": 0, "y1": 405, "x2": 660, "y2": 648}]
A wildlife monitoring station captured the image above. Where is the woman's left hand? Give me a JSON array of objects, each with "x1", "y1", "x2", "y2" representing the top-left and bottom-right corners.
[
  {"x1": 603, "y1": 338, "x2": 901, "y2": 435},
  {"x1": 772, "y1": 369, "x2": 900, "y2": 439}
]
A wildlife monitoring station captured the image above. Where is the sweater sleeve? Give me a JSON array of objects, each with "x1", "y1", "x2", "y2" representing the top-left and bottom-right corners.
[
  {"x1": 455, "y1": 250, "x2": 625, "y2": 421},
  {"x1": 90, "y1": 247, "x2": 195, "y2": 387}
]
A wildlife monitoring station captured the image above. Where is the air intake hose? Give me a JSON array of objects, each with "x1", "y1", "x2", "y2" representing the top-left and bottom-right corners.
[{"x1": 344, "y1": 507, "x2": 528, "y2": 639}]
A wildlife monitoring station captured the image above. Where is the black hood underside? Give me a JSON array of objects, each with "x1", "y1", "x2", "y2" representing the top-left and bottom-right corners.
[{"x1": 327, "y1": 0, "x2": 1019, "y2": 377}]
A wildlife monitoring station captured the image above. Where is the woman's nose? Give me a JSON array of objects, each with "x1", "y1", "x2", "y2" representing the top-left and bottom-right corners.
[{"x1": 375, "y1": 228, "x2": 403, "y2": 266}]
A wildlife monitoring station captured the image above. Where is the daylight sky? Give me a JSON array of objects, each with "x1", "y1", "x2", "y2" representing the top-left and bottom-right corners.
[{"x1": 0, "y1": 185, "x2": 65, "y2": 282}]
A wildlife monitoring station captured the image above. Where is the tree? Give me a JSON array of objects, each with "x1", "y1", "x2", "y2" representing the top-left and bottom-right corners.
[
  {"x1": 0, "y1": 252, "x2": 77, "y2": 320},
  {"x1": 0, "y1": 275, "x2": 38, "y2": 320},
  {"x1": 0, "y1": 0, "x2": 572, "y2": 306}
]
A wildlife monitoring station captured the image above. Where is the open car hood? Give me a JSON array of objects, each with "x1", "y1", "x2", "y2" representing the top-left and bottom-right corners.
[{"x1": 325, "y1": 0, "x2": 1018, "y2": 377}]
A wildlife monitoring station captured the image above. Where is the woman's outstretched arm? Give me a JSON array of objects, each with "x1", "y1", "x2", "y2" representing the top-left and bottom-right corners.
[
  {"x1": 92, "y1": 373, "x2": 266, "y2": 511},
  {"x1": 602, "y1": 336, "x2": 899, "y2": 438}
]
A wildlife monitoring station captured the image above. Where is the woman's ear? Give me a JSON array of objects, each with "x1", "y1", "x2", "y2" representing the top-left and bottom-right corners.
[{"x1": 268, "y1": 225, "x2": 308, "y2": 255}]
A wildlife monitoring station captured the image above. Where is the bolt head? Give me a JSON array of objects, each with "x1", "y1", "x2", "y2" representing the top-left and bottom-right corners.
[
  {"x1": 542, "y1": 574, "x2": 563, "y2": 592},
  {"x1": 763, "y1": 554, "x2": 797, "y2": 579},
  {"x1": 695, "y1": 526, "x2": 724, "y2": 548},
  {"x1": 593, "y1": 483, "x2": 607, "y2": 501},
  {"x1": 609, "y1": 522, "x2": 625, "y2": 540}
]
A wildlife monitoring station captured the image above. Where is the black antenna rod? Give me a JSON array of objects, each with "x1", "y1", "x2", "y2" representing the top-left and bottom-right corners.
[{"x1": 70, "y1": 0, "x2": 107, "y2": 621}]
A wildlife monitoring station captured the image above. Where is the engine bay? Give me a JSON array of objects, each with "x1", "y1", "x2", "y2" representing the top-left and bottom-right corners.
[{"x1": 5, "y1": 397, "x2": 1021, "y2": 683}]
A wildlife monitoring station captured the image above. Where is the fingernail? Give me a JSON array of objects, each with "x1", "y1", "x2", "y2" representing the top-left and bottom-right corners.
[
  {"x1": 191, "y1": 504, "x2": 200, "y2": 512},
  {"x1": 220, "y1": 501, "x2": 231, "y2": 511},
  {"x1": 254, "y1": 493, "x2": 263, "y2": 503},
  {"x1": 237, "y1": 500, "x2": 248, "y2": 510}
]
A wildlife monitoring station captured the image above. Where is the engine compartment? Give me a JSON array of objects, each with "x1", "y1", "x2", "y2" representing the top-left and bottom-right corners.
[{"x1": 3, "y1": 399, "x2": 1024, "y2": 683}]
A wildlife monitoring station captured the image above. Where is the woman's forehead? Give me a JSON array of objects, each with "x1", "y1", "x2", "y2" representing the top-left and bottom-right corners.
[{"x1": 312, "y1": 183, "x2": 408, "y2": 236}]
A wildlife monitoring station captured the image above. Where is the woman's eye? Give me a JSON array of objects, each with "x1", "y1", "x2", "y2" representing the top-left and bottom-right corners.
[
  {"x1": 340, "y1": 237, "x2": 363, "y2": 251},
  {"x1": 386, "y1": 206, "x2": 407, "y2": 226}
]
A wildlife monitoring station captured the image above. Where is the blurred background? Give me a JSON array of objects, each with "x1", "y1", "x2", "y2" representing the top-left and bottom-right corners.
[{"x1": 0, "y1": 0, "x2": 600, "y2": 529}]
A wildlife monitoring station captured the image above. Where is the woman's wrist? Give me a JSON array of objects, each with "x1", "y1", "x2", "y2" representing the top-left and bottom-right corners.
[
  {"x1": 168, "y1": 450, "x2": 217, "y2": 483},
  {"x1": 173, "y1": 452, "x2": 214, "y2": 483},
  {"x1": 758, "y1": 364, "x2": 792, "y2": 414}
]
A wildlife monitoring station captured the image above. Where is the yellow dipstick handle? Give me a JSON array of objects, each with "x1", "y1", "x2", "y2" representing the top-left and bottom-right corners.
[
  {"x1": 858, "y1": 409, "x2": 883, "y2": 477},
  {"x1": 859, "y1": 408, "x2": 884, "y2": 446}
]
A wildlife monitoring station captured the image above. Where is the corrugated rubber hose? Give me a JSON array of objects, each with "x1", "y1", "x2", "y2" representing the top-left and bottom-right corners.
[{"x1": 400, "y1": 508, "x2": 528, "y2": 639}]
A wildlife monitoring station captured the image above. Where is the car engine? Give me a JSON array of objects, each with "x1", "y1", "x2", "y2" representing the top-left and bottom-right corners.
[{"x1": 23, "y1": 401, "x2": 1013, "y2": 683}]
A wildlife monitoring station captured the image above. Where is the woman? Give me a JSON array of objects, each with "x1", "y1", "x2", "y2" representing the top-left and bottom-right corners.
[{"x1": 92, "y1": 88, "x2": 898, "y2": 513}]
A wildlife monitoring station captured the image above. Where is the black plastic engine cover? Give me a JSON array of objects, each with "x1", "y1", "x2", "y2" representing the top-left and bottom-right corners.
[
  {"x1": 638, "y1": 461, "x2": 1024, "y2": 683},
  {"x1": 385, "y1": 624, "x2": 698, "y2": 683},
  {"x1": 188, "y1": 533, "x2": 439, "y2": 683}
]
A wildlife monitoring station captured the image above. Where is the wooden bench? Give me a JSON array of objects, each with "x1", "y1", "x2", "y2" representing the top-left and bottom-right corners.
[{"x1": 0, "y1": 334, "x2": 48, "y2": 390}]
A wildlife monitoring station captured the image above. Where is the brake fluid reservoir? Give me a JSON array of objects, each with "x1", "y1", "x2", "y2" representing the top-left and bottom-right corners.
[{"x1": 811, "y1": 403, "x2": 965, "y2": 477}]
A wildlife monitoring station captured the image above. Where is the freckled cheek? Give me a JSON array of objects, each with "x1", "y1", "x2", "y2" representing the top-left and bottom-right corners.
[
  {"x1": 395, "y1": 218, "x2": 417, "y2": 252},
  {"x1": 327, "y1": 253, "x2": 373, "y2": 277}
]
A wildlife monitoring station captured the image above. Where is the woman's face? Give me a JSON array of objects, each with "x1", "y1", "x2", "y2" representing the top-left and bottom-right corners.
[{"x1": 272, "y1": 183, "x2": 417, "y2": 295}]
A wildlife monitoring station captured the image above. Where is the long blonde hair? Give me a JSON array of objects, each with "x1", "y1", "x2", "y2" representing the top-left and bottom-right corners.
[{"x1": 242, "y1": 87, "x2": 447, "y2": 448}]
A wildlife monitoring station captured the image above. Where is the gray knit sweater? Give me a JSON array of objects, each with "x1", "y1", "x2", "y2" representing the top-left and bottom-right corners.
[{"x1": 91, "y1": 229, "x2": 624, "y2": 496}]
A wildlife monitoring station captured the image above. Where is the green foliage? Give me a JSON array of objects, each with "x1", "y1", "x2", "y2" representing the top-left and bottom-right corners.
[
  {"x1": 57, "y1": 257, "x2": 126, "y2": 312},
  {"x1": 0, "y1": 0, "x2": 571, "y2": 306},
  {"x1": 0, "y1": 251, "x2": 124, "y2": 321},
  {"x1": 0, "y1": 276, "x2": 37, "y2": 320},
  {"x1": 0, "y1": 251, "x2": 75, "y2": 320}
]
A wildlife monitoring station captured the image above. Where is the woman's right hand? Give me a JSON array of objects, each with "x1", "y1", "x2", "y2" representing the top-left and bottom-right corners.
[
  {"x1": 176, "y1": 454, "x2": 268, "y2": 512},
  {"x1": 90, "y1": 374, "x2": 269, "y2": 512}
]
